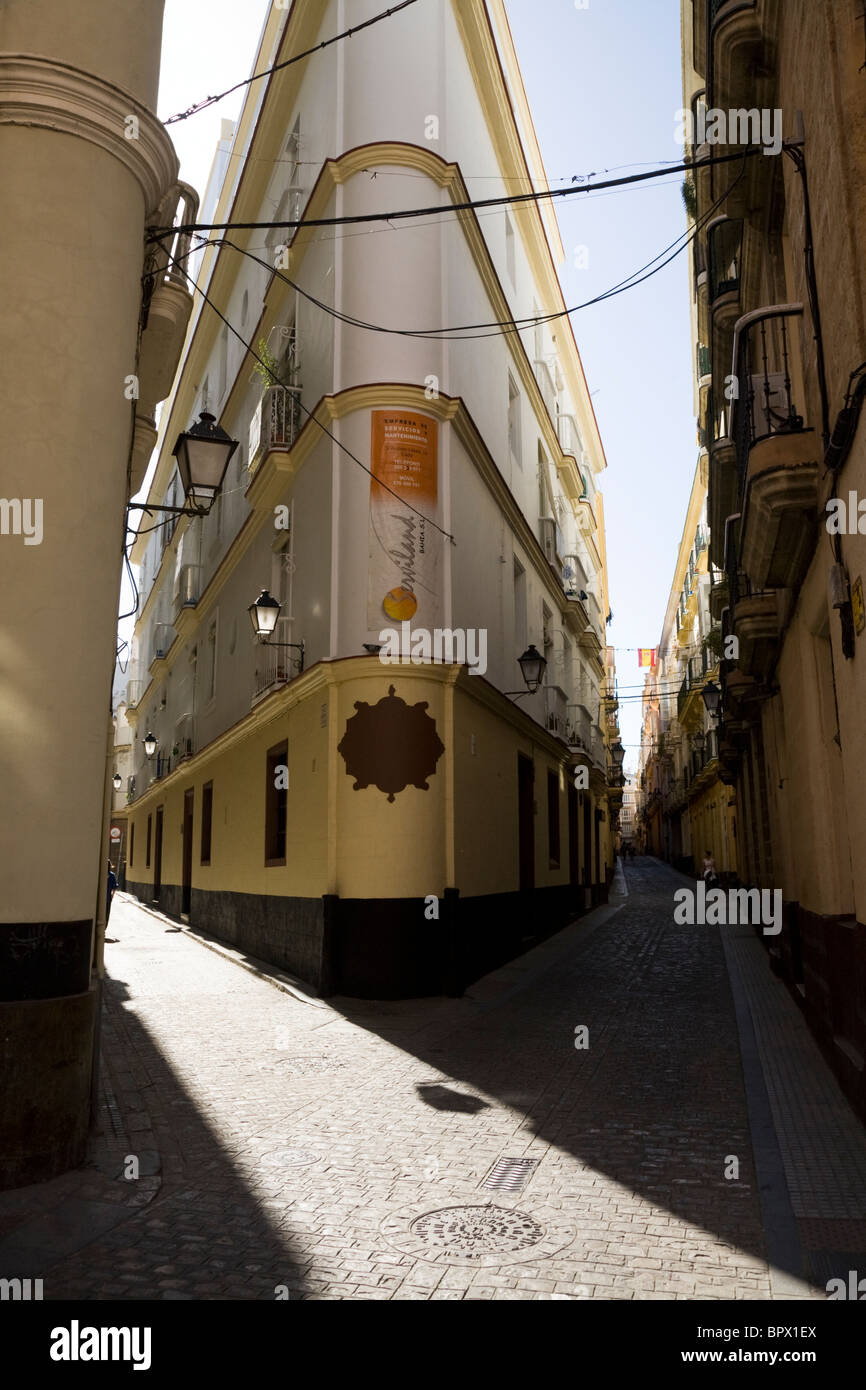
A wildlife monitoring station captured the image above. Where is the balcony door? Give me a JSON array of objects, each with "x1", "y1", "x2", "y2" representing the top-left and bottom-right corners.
[
  {"x1": 153, "y1": 806, "x2": 164, "y2": 903},
  {"x1": 517, "y1": 755, "x2": 535, "y2": 893}
]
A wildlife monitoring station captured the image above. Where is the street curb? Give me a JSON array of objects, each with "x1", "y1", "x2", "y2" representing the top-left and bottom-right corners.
[
  {"x1": 113, "y1": 893, "x2": 329, "y2": 1010},
  {"x1": 662, "y1": 862, "x2": 815, "y2": 1300}
]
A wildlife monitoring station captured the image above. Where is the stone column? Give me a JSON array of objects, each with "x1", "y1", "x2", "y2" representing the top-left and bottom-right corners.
[{"x1": 0, "y1": 0, "x2": 178, "y2": 1186}]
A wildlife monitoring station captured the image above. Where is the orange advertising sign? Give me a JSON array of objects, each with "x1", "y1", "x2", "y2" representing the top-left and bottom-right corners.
[{"x1": 367, "y1": 410, "x2": 440, "y2": 629}]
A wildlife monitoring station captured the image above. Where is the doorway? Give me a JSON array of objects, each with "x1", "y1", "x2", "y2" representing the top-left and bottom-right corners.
[
  {"x1": 181, "y1": 788, "x2": 194, "y2": 918},
  {"x1": 567, "y1": 783, "x2": 580, "y2": 887},
  {"x1": 153, "y1": 805, "x2": 164, "y2": 903},
  {"x1": 517, "y1": 754, "x2": 535, "y2": 892}
]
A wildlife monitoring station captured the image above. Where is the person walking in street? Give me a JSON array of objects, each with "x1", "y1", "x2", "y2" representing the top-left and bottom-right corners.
[
  {"x1": 107, "y1": 860, "x2": 118, "y2": 922},
  {"x1": 702, "y1": 848, "x2": 718, "y2": 888}
]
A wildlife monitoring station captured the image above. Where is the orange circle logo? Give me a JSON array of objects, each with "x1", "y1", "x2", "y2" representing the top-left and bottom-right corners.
[{"x1": 383, "y1": 587, "x2": 417, "y2": 621}]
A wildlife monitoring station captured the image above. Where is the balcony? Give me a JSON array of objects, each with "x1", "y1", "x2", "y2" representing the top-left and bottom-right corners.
[
  {"x1": 126, "y1": 678, "x2": 144, "y2": 709},
  {"x1": 732, "y1": 307, "x2": 820, "y2": 591},
  {"x1": 248, "y1": 382, "x2": 302, "y2": 475},
  {"x1": 707, "y1": 0, "x2": 762, "y2": 111},
  {"x1": 557, "y1": 413, "x2": 582, "y2": 458},
  {"x1": 707, "y1": 218, "x2": 742, "y2": 329},
  {"x1": 709, "y1": 573, "x2": 729, "y2": 621},
  {"x1": 732, "y1": 589, "x2": 781, "y2": 681},
  {"x1": 561, "y1": 551, "x2": 588, "y2": 598},
  {"x1": 708, "y1": 435, "x2": 738, "y2": 569},
  {"x1": 252, "y1": 617, "x2": 296, "y2": 702},
  {"x1": 544, "y1": 685, "x2": 568, "y2": 738},
  {"x1": 567, "y1": 704, "x2": 592, "y2": 752},
  {"x1": 172, "y1": 564, "x2": 202, "y2": 622},
  {"x1": 534, "y1": 358, "x2": 558, "y2": 423},
  {"x1": 677, "y1": 646, "x2": 714, "y2": 724},
  {"x1": 150, "y1": 623, "x2": 174, "y2": 669},
  {"x1": 172, "y1": 714, "x2": 196, "y2": 762}
]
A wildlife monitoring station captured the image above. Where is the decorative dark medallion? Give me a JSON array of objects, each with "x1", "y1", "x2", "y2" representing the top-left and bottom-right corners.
[{"x1": 338, "y1": 685, "x2": 444, "y2": 801}]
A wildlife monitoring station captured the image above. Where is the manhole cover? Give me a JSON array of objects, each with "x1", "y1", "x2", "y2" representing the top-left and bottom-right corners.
[
  {"x1": 262, "y1": 1149, "x2": 320, "y2": 1168},
  {"x1": 255, "y1": 1056, "x2": 347, "y2": 1077},
  {"x1": 381, "y1": 1202, "x2": 575, "y2": 1268}
]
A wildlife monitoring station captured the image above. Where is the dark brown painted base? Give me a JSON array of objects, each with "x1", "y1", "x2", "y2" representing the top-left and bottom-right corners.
[
  {"x1": 0, "y1": 985, "x2": 97, "y2": 1189},
  {"x1": 0, "y1": 920, "x2": 92, "y2": 1001},
  {"x1": 773, "y1": 901, "x2": 866, "y2": 1126},
  {"x1": 126, "y1": 879, "x2": 598, "y2": 1000}
]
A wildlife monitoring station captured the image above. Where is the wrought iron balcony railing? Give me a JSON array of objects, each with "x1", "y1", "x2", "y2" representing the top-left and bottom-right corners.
[
  {"x1": 730, "y1": 305, "x2": 805, "y2": 496},
  {"x1": 708, "y1": 218, "x2": 742, "y2": 303},
  {"x1": 248, "y1": 381, "x2": 302, "y2": 473}
]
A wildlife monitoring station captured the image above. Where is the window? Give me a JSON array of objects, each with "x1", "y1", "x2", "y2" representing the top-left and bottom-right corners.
[
  {"x1": 542, "y1": 602, "x2": 553, "y2": 669},
  {"x1": 200, "y1": 782, "x2": 213, "y2": 865},
  {"x1": 205, "y1": 618, "x2": 217, "y2": 703},
  {"x1": 265, "y1": 741, "x2": 288, "y2": 865},
  {"x1": 146, "y1": 814, "x2": 152, "y2": 868},
  {"x1": 508, "y1": 375, "x2": 521, "y2": 466},
  {"x1": 548, "y1": 770, "x2": 560, "y2": 867},
  {"x1": 513, "y1": 558, "x2": 527, "y2": 654},
  {"x1": 130, "y1": 822, "x2": 135, "y2": 868},
  {"x1": 241, "y1": 289, "x2": 249, "y2": 329},
  {"x1": 505, "y1": 211, "x2": 516, "y2": 285},
  {"x1": 217, "y1": 325, "x2": 228, "y2": 405}
]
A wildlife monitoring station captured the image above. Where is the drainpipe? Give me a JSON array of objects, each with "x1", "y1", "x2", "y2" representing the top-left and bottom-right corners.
[{"x1": 89, "y1": 704, "x2": 116, "y2": 1126}]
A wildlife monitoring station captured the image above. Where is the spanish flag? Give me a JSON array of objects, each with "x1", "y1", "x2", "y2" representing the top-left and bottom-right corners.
[{"x1": 638, "y1": 648, "x2": 657, "y2": 668}]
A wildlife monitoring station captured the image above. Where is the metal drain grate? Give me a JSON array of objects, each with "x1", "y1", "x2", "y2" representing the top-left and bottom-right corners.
[{"x1": 480, "y1": 1156, "x2": 539, "y2": 1193}]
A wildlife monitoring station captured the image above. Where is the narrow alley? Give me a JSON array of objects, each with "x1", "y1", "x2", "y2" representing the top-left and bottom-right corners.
[{"x1": 4, "y1": 858, "x2": 864, "y2": 1302}]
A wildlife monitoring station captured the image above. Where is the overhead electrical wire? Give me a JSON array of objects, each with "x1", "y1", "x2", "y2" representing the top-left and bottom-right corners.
[
  {"x1": 163, "y1": 0, "x2": 421, "y2": 125},
  {"x1": 146, "y1": 146, "x2": 760, "y2": 242},
  {"x1": 190, "y1": 165, "x2": 739, "y2": 354},
  {"x1": 136, "y1": 245, "x2": 456, "y2": 547}
]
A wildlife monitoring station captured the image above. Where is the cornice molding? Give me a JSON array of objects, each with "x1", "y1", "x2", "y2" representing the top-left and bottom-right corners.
[{"x1": 0, "y1": 54, "x2": 178, "y2": 214}]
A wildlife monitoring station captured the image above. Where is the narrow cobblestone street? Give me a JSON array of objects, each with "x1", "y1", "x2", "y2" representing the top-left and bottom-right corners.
[{"x1": 3, "y1": 857, "x2": 866, "y2": 1301}]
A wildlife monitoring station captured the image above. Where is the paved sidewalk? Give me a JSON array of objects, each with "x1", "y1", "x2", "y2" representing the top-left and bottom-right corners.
[{"x1": 1, "y1": 859, "x2": 863, "y2": 1300}]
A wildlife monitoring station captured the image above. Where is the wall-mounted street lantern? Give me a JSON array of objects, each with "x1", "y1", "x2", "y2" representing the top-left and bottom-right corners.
[
  {"x1": 112, "y1": 773, "x2": 122, "y2": 791},
  {"x1": 143, "y1": 731, "x2": 157, "y2": 759},
  {"x1": 248, "y1": 589, "x2": 305, "y2": 674},
  {"x1": 504, "y1": 644, "x2": 547, "y2": 701},
  {"x1": 693, "y1": 729, "x2": 706, "y2": 752},
  {"x1": 128, "y1": 413, "x2": 239, "y2": 522},
  {"x1": 517, "y1": 644, "x2": 546, "y2": 693},
  {"x1": 701, "y1": 679, "x2": 721, "y2": 719}
]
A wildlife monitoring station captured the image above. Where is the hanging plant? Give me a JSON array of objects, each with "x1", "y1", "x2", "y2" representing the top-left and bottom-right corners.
[
  {"x1": 702, "y1": 625, "x2": 723, "y2": 658},
  {"x1": 253, "y1": 337, "x2": 280, "y2": 390},
  {"x1": 682, "y1": 178, "x2": 698, "y2": 222}
]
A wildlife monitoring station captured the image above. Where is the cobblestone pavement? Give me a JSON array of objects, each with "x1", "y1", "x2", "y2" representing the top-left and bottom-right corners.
[{"x1": 3, "y1": 856, "x2": 865, "y2": 1300}]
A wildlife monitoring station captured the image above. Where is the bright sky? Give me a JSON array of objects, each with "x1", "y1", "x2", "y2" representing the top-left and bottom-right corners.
[{"x1": 149, "y1": 0, "x2": 696, "y2": 763}]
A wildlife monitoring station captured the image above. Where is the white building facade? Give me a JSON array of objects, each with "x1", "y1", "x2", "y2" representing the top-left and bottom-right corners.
[{"x1": 123, "y1": 0, "x2": 617, "y2": 996}]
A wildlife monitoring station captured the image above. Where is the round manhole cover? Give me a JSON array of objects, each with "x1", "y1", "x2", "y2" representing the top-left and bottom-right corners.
[
  {"x1": 262, "y1": 1149, "x2": 320, "y2": 1168},
  {"x1": 381, "y1": 1202, "x2": 575, "y2": 1268},
  {"x1": 255, "y1": 1056, "x2": 347, "y2": 1077}
]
